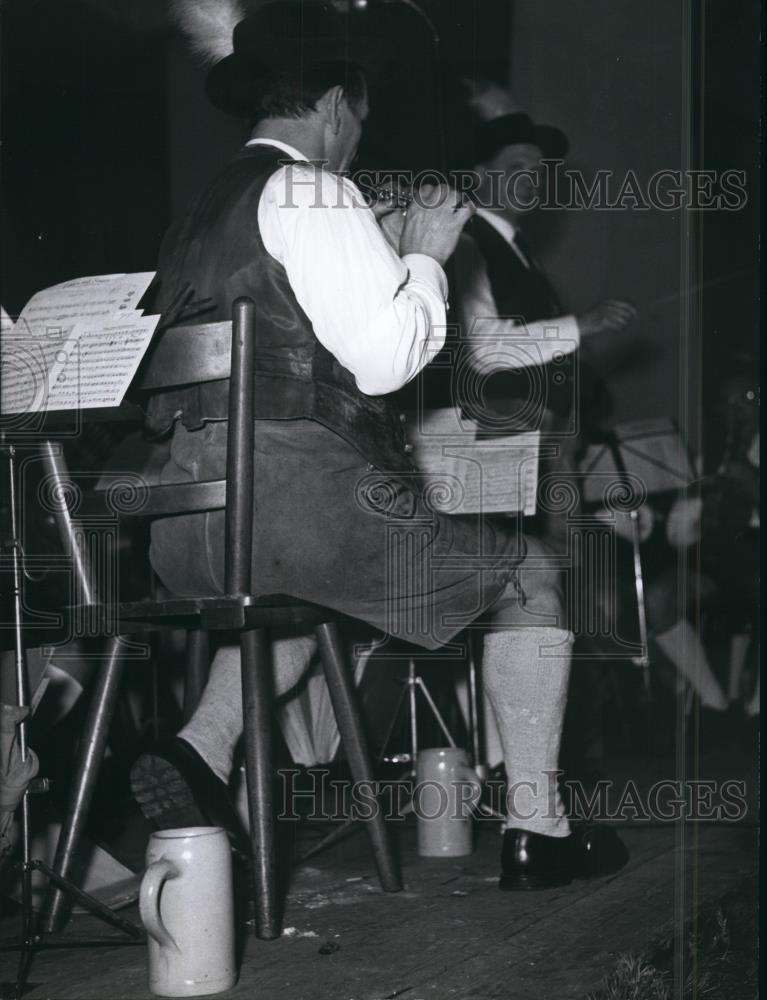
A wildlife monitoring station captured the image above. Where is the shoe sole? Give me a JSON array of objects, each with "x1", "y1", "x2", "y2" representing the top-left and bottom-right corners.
[
  {"x1": 499, "y1": 859, "x2": 628, "y2": 890},
  {"x1": 499, "y1": 871, "x2": 573, "y2": 891},
  {"x1": 131, "y1": 753, "x2": 208, "y2": 830}
]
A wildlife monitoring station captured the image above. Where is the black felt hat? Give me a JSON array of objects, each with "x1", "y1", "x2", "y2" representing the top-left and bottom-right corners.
[
  {"x1": 206, "y1": 0, "x2": 386, "y2": 116},
  {"x1": 474, "y1": 112, "x2": 569, "y2": 162}
]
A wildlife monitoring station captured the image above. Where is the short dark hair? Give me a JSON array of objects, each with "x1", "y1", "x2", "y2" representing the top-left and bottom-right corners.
[{"x1": 248, "y1": 60, "x2": 367, "y2": 125}]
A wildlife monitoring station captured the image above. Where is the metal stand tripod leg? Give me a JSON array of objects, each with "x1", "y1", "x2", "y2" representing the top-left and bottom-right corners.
[
  {"x1": 42, "y1": 636, "x2": 127, "y2": 932},
  {"x1": 299, "y1": 654, "x2": 463, "y2": 860},
  {"x1": 466, "y1": 636, "x2": 482, "y2": 773},
  {"x1": 380, "y1": 659, "x2": 457, "y2": 774},
  {"x1": 464, "y1": 638, "x2": 505, "y2": 820}
]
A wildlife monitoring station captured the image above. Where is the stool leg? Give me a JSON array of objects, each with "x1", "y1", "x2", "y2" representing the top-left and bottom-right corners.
[
  {"x1": 315, "y1": 622, "x2": 402, "y2": 893},
  {"x1": 42, "y1": 635, "x2": 125, "y2": 932},
  {"x1": 183, "y1": 628, "x2": 210, "y2": 723},
  {"x1": 240, "y1": 627, "x2": 280, "y2": 939}
]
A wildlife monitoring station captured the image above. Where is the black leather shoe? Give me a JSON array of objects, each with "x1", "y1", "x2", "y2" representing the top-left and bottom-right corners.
[
  {"x1": 499, "y1": 825, "x2": 629, "y2": 890},
  {"x1": 131, "y1": 737, "x2": 249, "y2": 854}
]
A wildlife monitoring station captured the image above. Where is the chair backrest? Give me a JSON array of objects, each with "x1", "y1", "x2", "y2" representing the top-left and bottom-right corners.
[
  {"x1": 88, "y1": 318, "x2": 238, "y2": 517},
  {"x1": 128, "y1": 298, "x2": 257, "y2": 595},
  {"x1": 136, "y1": 321, "x2": 233, "y2": 390},
  {"x1": 40, "y1": 298, "x2": 258, "y2": 600}
]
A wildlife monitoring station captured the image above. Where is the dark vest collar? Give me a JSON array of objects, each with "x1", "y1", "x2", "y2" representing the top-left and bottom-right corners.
[{"x1": 467, "y1": 214, "x2": 562, "y2": 322}]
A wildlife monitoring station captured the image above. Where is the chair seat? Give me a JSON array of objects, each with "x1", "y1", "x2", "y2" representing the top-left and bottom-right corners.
[
  {"x1": 88, "y1": 480, "x2": 227, "y2": 518},
  {"x1": 111, "y1": 593, "x2": 341, "y2": 630}
]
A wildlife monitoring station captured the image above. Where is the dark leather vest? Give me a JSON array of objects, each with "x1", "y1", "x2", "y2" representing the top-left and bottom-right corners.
[
  {"x1": 461, "y1": 215, "x2": 575, "y2": 431},
  {"x1": 145, "y1": 145, "x2": 414, "y2": 474},
  {"x1": 466, "y1": 216, "x2": 581, "y2": 544},
  {"x1": 469, "y1": 215, "x2": 560, "y2": 320}
]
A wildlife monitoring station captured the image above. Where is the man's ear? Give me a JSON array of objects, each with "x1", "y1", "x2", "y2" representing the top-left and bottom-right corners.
[
  {"x1": 473, "y1": 163, "x2": 495, "y2": 204},
  {"x1": 319, "y1": 85, "x2": 346, "y2": 134}
]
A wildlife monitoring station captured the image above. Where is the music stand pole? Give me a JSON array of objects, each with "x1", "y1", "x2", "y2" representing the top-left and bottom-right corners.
[
  {"x1": 3, "y1": 438, "x2": 36, "y2": 995},
  {"x1": 603, "y1": 430, "x2": 652, "y2": 695}
]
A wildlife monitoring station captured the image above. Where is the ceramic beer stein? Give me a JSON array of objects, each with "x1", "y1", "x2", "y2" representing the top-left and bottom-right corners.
[
  {"x1": 415, "y1": 748, "x2": 482, "y2": 857},
  {"x1": 139, "y1": 826, "x2": 237, "y2": 997}
]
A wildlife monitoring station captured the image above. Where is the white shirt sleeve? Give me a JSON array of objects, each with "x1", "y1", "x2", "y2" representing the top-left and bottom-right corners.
[
  {"x1": 454, "y1": 232, "x2": 580, "y2": 373},
  {"x1": 258, "y1": 163, "x2": 448, "y2": 396}
]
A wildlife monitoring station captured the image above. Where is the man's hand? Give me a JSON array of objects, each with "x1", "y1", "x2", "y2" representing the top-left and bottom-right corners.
[
  {"x1": 577, "y1": 300, "x2": 637, "y2": 337},
  {"x1": 379, "y1": 208, "x2": 407, "y2": 252},
  {"x1": 399, "y1": 184, "x2": 475, "y2": 266},
  {"x1": 370, "y1": 184, "x2": 408, "y2": 252}
]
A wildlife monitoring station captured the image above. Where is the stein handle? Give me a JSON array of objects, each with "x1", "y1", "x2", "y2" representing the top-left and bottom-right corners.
[{"x1": 140, "y1": 857, "x2": 180, "y2": 951}]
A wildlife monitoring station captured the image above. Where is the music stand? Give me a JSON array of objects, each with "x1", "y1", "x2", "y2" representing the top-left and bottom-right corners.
[
  {"x1": 579, "y1": 417, "x2": 698, "y2": 694},
  {"x1": 0, "y1": 279, "x2": 215, "y2": 995},
  {"x1": 1, "y1": 433, "x2": 144, "y2": 1000}
]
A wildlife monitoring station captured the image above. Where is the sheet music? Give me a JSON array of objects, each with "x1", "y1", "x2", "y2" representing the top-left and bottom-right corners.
[
  {"x1": 409, "y1": 408, "x2": 540, "y2": 515},
  {"x1": 1, "y1": 273, "x2": 159, "y2": 413},
  {"x1": 43, "y1": 316, "x2": 160, "y2": 411}
]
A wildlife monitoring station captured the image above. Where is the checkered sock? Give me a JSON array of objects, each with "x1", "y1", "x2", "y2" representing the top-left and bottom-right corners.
[
  {"x1": 179, "y1": 636, "x2": 316, "y2": 782},
  {"x1": 482, "y1": 626, "x2": 572, "y2": 838}
]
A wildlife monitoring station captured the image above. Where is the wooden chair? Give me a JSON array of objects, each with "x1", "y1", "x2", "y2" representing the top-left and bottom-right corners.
[{"x1": 40, "y1": 297, "x2": 402, "y2": 939}]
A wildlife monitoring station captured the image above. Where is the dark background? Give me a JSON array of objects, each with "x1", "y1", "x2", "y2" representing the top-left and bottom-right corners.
[{"x1": 0, "y1": 0, "x2": 761, "y2": 450}]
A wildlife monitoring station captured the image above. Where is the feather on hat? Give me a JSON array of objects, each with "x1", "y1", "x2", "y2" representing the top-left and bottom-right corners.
[
  {"x1": 171, "y1": 0, "x2": 387, "y2": 116},
  {"x1": 170, "y1": 0, "x2": 244, "y2": 64}
]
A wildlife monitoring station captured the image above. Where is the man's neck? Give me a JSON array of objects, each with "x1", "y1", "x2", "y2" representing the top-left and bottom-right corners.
[{"x1": 249, "y1": 119, "x2": 326, "y2": 164}]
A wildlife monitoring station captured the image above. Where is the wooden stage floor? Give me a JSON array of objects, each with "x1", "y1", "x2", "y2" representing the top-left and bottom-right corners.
[{"x1": 1, "y1": 814, "x2": 757, "y2": 1000}]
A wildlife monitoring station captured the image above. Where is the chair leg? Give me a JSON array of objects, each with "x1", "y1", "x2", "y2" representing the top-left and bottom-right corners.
[
  {"x1": 42, "y1": 635, "x2": 125, "y2": 933},
  {"x1": 240, "y1": 627, "x2": 280, "y2": 939},
  {"x1": 315, "y1": 621, "x2": 403, "y2": 893},
  {"x1": 183, "y1": 628, "x2": 210, "y2": 723}
]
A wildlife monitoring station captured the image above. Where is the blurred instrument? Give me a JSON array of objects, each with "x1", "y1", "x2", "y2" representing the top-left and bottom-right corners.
[{"x1": 370, "y1": 180, "x2": 414, "y2": 211}]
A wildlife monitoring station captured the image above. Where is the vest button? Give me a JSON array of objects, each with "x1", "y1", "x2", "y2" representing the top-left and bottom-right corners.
[
  {"x1": 404, "y1": 444, "x2": 413, "y2": 453},
  {"x1": 399, "y1": 412, "x2": 407, "y2": 423}
]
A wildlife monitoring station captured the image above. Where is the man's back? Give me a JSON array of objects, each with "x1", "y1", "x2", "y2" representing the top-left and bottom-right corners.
[{"x1": 147, "y1": 144, "x2": 414, "y2": 474}]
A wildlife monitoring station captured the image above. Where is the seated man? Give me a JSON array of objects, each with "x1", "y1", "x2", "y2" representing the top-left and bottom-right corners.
[{"x1": 132, "y1": 0, "x2": 626, "y2": 889}]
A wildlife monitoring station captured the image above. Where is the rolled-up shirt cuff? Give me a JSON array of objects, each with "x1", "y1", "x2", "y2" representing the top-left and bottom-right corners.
[
  {"x1": 548, "y1": 314, "x2": 580, "y2": 351},
  {"x1": 402, "y1": 253, "x2": 448, "y2": 300}
]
